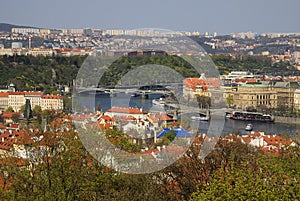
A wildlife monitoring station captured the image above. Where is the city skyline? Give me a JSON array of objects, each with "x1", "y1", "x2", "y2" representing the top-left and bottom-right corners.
[{"x1": 1, "y1": 0, "x2": 300, "y2": 34}]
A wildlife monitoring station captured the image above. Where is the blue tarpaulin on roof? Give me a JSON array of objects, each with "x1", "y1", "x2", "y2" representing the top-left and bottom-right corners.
[
  {"x1": 175, "y1": 128, "x2": 191, "y2": 137},
  {"x1": 157, "y1": 128, "x2": 170, "y2": 138},
  {"x1": 157, "y1": 127, "x2": 190, "y2": 138}
]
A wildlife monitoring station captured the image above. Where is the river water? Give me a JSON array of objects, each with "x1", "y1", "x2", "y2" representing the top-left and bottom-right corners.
[{"x1": 75, "y1": 93, "x2": 300, "y2": 136}]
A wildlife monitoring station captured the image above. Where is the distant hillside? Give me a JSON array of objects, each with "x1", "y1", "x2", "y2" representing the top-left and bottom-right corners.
[{"x1": 0, "y1": 23, "x2": 40, "y2": 32}]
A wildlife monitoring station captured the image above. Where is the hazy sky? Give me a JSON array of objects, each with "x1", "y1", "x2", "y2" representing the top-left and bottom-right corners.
[{"x1": 1, "y1": 0, "x2": 300, "y2": 34}]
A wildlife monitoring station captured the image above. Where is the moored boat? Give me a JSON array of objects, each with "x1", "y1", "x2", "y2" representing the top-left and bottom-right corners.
[
  {"x1": 152, "y1": 98, "x2": 165, "y2": 107},
  {"x1": 229, "y1": 111, "x2": 274, "y2": 122},
  {"x1": 191, "y1": 115, "x2": 210, "y2": 121}
]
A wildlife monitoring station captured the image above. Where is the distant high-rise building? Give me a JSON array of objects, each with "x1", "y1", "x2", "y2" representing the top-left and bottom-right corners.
[
  {"x1": 61, "y1": 29, "x2": 69, "y2": 34},
  {"x1": 12, "y1": 28, "x2": 40, "y2": 34},
  {"x1": 39, "y1": 29, "x2": 51, "y2": 35},
  {"x1": 192, "y1": 31, "x2": 200, "y2": 36},
  {"x1": 70, "y1": 29, "x2": 84, "y2": 34}
]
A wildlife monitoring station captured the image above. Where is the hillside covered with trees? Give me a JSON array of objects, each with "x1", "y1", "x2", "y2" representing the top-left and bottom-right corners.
[{"x1": 0, "y1": 54, "x2": 298, "y2": 94}]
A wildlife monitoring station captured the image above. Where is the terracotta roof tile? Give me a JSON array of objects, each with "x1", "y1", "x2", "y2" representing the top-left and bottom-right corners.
[
  {"x1": 106, "y1": 107, "x2": 146, "y2": 114},
  {"x1": 0, "y1": 92, "x2": 9, "y2": 97},
  {"x1": 184, "y1": 78, "x2": 207, "y2": 91},
  {"x1": 42, "y1": 95, "x2": 62, "y2": 99}
]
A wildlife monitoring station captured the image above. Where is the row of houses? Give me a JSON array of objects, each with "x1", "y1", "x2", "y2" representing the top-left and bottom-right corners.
[
  {"x1": 0, "y1": 47, "x2": 93, "y2": 57},
  {"x1": 221, "y1": 131, "x2": 297, "y2": 155},
  {"x1": 72, "y1": 107, "x2": 176, "y2": 146},
  {"x1": 74, "y1": 108, "x2": 298, "y2": 159}
]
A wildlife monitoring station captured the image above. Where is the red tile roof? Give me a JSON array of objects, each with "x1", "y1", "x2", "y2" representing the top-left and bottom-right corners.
[
  {"x1": 0, "y1": 124, "x2": 6, "y2": 129},
  {"x1": 1, "y1": 112, "x2": 20, "y2": 119},
  {"x1": 24, "y1": 92, "x2": 43, "y2": 96},
  {"x1": 99, "y1": 115, "x2": 114, "y2": 122},
  {"x1": 8, "y1": 123, "x2": 19, "y2": 129},
  {"x1": 106, "y1": 107, "x2": 146, "y2": 114},
  {"x1": 42, "y1": 95, "x2": 62, "y2": 99},
  {"x1": 0, "y1": 92, "x2": 9, "y2": 97},
  {"x1": 184, "y1": 78, "x2": 208, "y2": 91},
  {"x1": 232, "y1": 78, "x2": 257, "y2": 83},
  {"x1": 205, "y1": 78, "x2": 221, "y2": 88},
  {"x1": 148, "y1": 113, "x2": 173, "y2": 123},
  {"x1": 71, "y1": 114, "x2": 93, "y2": 121},
  {"x1": 8, "y1": 92, "x2": 25, "y2": 95},
  {"x1": 263, "y1": 135, "x2": 292, "y2": 147}
]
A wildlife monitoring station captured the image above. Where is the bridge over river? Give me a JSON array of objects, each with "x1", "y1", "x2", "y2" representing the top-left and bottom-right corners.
[{"x1": 76, "y1": 83, "x2": 182, "y2": 98}]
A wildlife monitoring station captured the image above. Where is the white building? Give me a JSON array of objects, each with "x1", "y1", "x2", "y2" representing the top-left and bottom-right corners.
[
  {"x1": 70, "y1": 29, "x2": 84, "y2": 35},
  {"x1": 225, "y1": 71, "x2": 254, "y2": 80},
  {"x1": 40, "y1": 95, "x2": 63, "y2": 110},
  {"x1": 1, "y1": 92, "x2": 63, "y2": 112},
  {"x1": 105, "y1": 107, "x2": 147, "y2": 119},
  {"x1": 12, "y1": 28, "x2": 40, "y2": 34}
]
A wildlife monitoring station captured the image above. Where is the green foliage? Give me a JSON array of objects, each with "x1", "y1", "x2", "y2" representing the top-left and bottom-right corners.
[
  {"x1": 211, "y1": 54, "x2": 297, "y2": 76},
  {"x1": 105, "y1": 129, "x2": 141, "y2": 152},
  {"x1": 164, "y1": 130, "x2": 177, "y2": 142},
  {"x1": 0, "y1": 55, "x2": 85, "y2": 91},
  {"x1": 11, "y1": 113, "x2": 20, "y2": 123},
  {"x1": 81, "y1": 54, "x2": 201, "y2": 87},
  {"x1": 190, "y1": 146, "x2": 300, "y2": 201},
  {"x1": 1, "y1": 128, "x2": 299, "y2": 201},
  {"x1": 226, "y1": 95, "x2": 234, "y2": 106},
  {"x1": 196, "y1": 95, "x2": 211, "y2": 108},
  {"x1": 0, "y1": 130, "x2": 167, "y2": 201},
  {"x1": 32, "y1": 105, "x2": 42, "y2": 116},
  {"x1": 4, "y1": 106, "x2": 14, "y2": 112},
  {"x1": 1, "y1": 54, "x2": 297, "y2": 93}
]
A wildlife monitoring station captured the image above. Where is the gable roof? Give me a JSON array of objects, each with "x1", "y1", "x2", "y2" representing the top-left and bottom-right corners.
[
  {"x1": 148, "y1": 113, "x2": 173, "y2": 123},
  {"x1": 184, "y1": 78, "x2": 208, "y2": 91},
  {"x1": 106, "y1": 107, "x2": 146, "y2": 114},
  {"x1": 1, "y1": 112, "x2": 21, "y2": 119},
  {"x1": 0, "y1": 92, "x2": 9, "y2": 97}
]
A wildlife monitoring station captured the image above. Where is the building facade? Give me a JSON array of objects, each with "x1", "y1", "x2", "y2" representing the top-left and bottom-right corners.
[
  {"x1": 1, "y1": 92, "x2": 63, "y2": 112},
  {"x1": 294, "y1": 89, "x2": 300, "y2": 112},
  {"x1": 273, "y1": 82, "x2": 300, "y2": 107},
  {"x1": 233, "y1": 83, "x2": 277, "y2": 110},
  {"x1": 11, "y1": 28, "x2": 40, "y2": 34}
]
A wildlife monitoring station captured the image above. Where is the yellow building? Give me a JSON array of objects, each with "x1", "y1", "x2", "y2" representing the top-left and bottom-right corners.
[
  {"x1": 294, "y1": 89, "x2": 300, "y2": 111},
  {"x1": 273, "y1": 82, "x2": 300, "y2": 107},
  {"x1": 0, "y1": 92, "x2": 9, "y2": 111},
  {"x1": 222, "y1": 83, "x2": 238, "y2": 106},
  {"x1": 233, "y1": 83, "x2": 277, "y2": 110},
  {"x1": 26, "y1": 48, "x2": 56, "y2": 57},
  {"x1": 183, "y1": 78, "x2": 209, "y2": 101},
  {"x1": 8, "y1": 92, "x2": 26, "y2": 112},
  {"x1": 2, "y1": 92, "x2": 63, "y2": 112},
  {"x1": 40, "y1": 95, "x2": 64, "y2": 110}
]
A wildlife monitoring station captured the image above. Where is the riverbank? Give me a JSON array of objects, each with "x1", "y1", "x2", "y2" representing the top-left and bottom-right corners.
[{"x1": 274, "y1": 116, "x2": 300, "y2": 125}]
